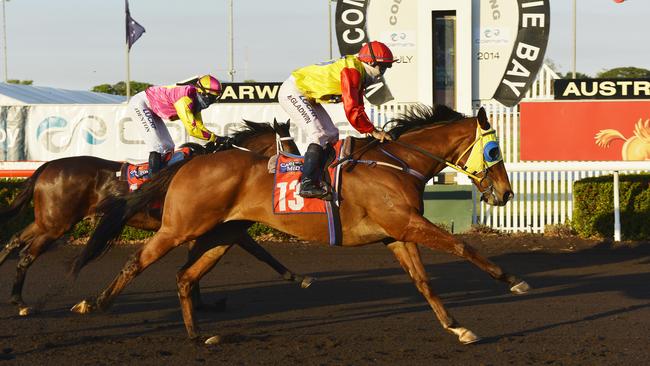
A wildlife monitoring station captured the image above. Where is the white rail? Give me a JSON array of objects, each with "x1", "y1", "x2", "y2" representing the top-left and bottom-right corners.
[{"x1": 475, "y1": 161, "x2": 650, "y2": 241}]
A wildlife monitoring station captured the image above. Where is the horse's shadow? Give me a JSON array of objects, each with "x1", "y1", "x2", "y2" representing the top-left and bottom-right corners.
[
  {"x1": 92, "y1": 240, "x2": 650, "y2": 335},
  {"x1": 2, "y1": 240, "x2": 649, "y2": 345}
]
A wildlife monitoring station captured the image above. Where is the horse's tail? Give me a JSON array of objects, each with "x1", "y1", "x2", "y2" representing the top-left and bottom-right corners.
[
  {"x1": 70, "y1": 159, "x2": 191, "y2": 277},
  {"x1": 0, "y1": 163, "x2": 47, "y2": 225},
  {"x1": 595, "y1": 129, "x2": 627, "y2": 148}
]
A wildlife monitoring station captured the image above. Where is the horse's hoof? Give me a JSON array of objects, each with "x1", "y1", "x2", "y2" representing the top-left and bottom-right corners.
[
  {"x1": 448, "y1": 326, "x2": 481, "y2": 345},
  {"x1": 18, "y1": 306, "x2": 33, "y2": 316},
  {"x1": 204, "y1": 335, "x2": 222, "y2": 345},
  {"x1": 70, "y1": 300, "x2": 93, "y2": 314},
  {"x1": 510, "y1": 280, "x2": 531, "y2": 295},
  {"x1": 301, "y1": 276, "x2": 315, "y2": 289}
]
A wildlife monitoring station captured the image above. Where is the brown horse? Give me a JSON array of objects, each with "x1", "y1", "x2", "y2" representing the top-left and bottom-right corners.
[
  {"x1": 0, "y1": 120, "x2": 310, "y2": 315},
  {"x1": 73, "y1": 105, "x2": 528, "y2": 344}
]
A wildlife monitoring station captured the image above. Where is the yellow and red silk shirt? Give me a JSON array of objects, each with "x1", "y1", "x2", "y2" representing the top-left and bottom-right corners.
[
  {"x1": 291, "y1": 55, "x2": 374, "y2": 134},
  {"x1": 145, "y1": 85, "x2": 216, "y2": 141}
]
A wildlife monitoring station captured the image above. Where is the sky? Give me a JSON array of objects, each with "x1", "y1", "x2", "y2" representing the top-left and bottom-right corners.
[{"x1": 2, "y1": 0, "x2": 649, "y2": 90}]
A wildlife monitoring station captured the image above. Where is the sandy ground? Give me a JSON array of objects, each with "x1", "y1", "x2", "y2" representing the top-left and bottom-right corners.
[{"x1": 0, "y1": 234, "x2": 649, "y2": 365}]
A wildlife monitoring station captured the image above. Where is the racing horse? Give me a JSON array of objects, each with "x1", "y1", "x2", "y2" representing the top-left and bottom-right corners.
[
  {"x1": 0, "y1": 120, "x2": 309, "y2": 316},
  {"x1": 73, "y1": 105, "x2": 529, "y2": 344}
]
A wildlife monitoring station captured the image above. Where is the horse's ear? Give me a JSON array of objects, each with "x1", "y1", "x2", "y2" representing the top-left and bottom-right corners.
[
  {"x1": 477, "y1": 107, "x2": 490, "y2": 129},
  {"x1": 286, "y1": 118, "x2": 290, "y2": 127},
  {"x1": 273, "y1": 118, "x2": 279, "y2": 130}
]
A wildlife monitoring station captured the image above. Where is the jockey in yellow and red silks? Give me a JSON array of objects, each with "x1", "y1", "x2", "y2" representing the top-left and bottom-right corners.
[
  {"x1": 127, "y1": 75, "x2": 229, "y2": 175},
  {"x1": 278, "y1": 41, "x2": 396, "y2": 198}
]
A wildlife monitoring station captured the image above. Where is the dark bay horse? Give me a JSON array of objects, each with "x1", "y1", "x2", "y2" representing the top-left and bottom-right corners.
[
  {"x1": 0, "y1": 120, "x2": 310, "y2": 316},
  {"x1": 73, "y1": 105, "x2": 528, "y2": 344}
]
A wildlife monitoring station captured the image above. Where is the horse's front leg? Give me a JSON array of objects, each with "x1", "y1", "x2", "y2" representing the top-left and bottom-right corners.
[
  {"x1": 236, "y1": 231, "x2": 314, "y2": 288},
  {"x1": 393, "y1": 210, "x2": 530, "y2": 294},
  {"x1": 71, "y1": 231, "x2": 185, "y2": 314},
  {"x1": 386, "y1": 241, "x2": 480, "y2": 344}
]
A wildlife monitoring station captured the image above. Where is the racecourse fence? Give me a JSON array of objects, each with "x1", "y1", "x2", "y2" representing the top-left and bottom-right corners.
[{"x1": 471, "y1": 65, "x2": 650, "y2": 234}]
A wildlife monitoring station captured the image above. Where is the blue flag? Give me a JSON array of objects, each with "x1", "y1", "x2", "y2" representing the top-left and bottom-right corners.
[{"x1": 125, "y1": 0, "x2": 145, "y2": 50}]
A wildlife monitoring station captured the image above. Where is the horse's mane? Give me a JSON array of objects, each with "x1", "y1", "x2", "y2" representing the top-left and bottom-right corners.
[
  {"x1": 231, "y1": 120, "x2": 276, "y2": 145},
  {"x1": 387, "y1": 104, "x2": 466, "y2": 139}
]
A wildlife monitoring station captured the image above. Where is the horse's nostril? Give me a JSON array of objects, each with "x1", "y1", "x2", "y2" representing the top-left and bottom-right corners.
[{"x1": 503, "y1": 191, "x2": 514, "y2": 203}]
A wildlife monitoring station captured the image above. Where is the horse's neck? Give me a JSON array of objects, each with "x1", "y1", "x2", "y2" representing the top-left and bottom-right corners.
[
  {"x1": 394, "y1": 118, "x2": 476, "y2": 179},
  {"x1": 237, "y1": 134, "x2": 275, "y2": 157}
]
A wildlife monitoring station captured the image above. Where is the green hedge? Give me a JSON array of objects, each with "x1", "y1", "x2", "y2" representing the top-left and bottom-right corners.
[
  {"x1": 0, "y1": 179, "x2": 285, "y2": 243},
  {"x1": 573, "y1": 173, "x2": 650, "y2": 240}
]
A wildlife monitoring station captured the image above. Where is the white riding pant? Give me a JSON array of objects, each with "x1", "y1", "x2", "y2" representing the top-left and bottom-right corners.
[
  {"x1": 127, "y1": 91, "x2": 175, "y2": 154},
  {"x1": 278, "y1": 76, "x2": 339, "y2": 147}
]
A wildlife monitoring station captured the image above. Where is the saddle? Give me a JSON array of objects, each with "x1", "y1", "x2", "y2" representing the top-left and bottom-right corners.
[{"x1": 119, "y1": 147, "x2": 192, "y2": 191}]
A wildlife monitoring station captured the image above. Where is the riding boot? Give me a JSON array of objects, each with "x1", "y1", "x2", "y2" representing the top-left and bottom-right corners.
[
  {"x1": 299, "y1": 143, "x2": 327, "y2": 198},
  {"x1": 148, "y1": 151, "x2": 163, "y2": 177}
]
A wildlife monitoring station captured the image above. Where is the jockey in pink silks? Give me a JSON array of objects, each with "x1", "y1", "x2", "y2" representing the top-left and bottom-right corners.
[{"x1": 127, "y1": 74, "x2": 229, "y2": 175}]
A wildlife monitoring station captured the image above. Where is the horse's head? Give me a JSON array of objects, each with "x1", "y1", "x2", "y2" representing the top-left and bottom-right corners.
[
  {"x1": 384, "y1": 104, "x2": 512, "y2": 206},
  {"x1": 461, "y1": 107, "x2": 513, "y2": 206},
  {"x1": 272, "y1": 118, "x2": 300, "y2": 155}
]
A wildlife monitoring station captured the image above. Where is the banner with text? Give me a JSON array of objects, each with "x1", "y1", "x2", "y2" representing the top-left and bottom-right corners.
[{"x1": 14, "y1": 103, "x2": 368, "y2": 162}]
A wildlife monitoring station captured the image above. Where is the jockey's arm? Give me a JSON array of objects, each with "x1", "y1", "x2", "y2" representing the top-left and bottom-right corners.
[
  {"x1": 173, "y1": 96, "x2": 217, "y2": 142},
  {"x1": 340, "y1": 68, "x2": 375, "y2": 134}
]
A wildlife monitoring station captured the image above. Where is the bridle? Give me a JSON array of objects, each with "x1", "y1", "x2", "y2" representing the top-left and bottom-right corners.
[
  {"x1": 276, "y1": 135, "x2": 294, "y2": 153},
  {"x1": 332, "y1": 121, "x2": 501, "y2": 199}
]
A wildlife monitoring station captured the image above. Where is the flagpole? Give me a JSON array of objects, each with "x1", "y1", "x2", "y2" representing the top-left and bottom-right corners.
[
  {"x1": 126, "y1": 41, "x2": 131, "y2": 100},
  {"x1": 571, "y1": 0, "x2": 576, "y2": 78},
  {"x1": 228, "y1": 0, "x2": 235, "y2": 82},
  {"x1": 125, "y1": 0, "x2": 131, "y2": 101},
  {"x1": 2, "y1": 0, "x2": 7, "y2": 82}
]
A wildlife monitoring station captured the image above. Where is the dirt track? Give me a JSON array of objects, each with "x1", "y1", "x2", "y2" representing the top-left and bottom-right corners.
[{"x1": 1, "y1": 234, "x2": 649, "y2": 365}]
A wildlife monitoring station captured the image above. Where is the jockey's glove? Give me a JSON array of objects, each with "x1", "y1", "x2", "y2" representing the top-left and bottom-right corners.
[
  {"x1": 371, "y1": 129, "x2": 393, "y2": 143},
  {"x1": 216, "y1": 136, "x2": 234, "y2": 150}
]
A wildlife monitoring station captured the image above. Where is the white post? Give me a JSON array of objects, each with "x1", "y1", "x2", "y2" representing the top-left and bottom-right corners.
[{"x1": 613, "y1": 171, "x2": 621, "y2": 242}]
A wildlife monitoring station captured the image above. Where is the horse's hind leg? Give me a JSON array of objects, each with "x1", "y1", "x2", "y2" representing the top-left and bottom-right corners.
[
  {"x1": 72, "y1": 230, "x2": 186, "y2": 314},
  {"x1": 7, "y1": 224, "x2": 61, "y2": 315},
  {"x1": 177, "y1": 245, "x2": 232, "y2": 340},
  {"x1": 386, "y1": 241, "x2": 480, "y2": 344},
  {"x1": 393, "y1": 212, "x2": 530, "y2": 294}
]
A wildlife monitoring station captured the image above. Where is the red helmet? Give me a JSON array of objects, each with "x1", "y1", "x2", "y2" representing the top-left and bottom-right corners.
[{"x1": 358, "y1": 41, "x2": 396, "y2": 65}]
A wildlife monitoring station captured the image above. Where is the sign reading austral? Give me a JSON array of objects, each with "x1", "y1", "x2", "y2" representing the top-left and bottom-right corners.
[
  {"x1": 491, "y1": 0, "x2": 550, "y2": 107},
  {"x1": 217, "y1": 82, "x2": 282, "y2": 103},
  {"x1": 555, "y1": 79, "x2": 650, "y2": 100}
]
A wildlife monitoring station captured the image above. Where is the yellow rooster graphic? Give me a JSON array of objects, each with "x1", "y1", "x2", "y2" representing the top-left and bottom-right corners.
[{"x1": 595, "y1": 119, "x2": 650, "y2": 161}]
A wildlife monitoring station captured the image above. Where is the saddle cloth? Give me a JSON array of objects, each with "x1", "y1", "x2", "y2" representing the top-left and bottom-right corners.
[
  {"x1": 119, "y1": 147, "x2": 192, "y2": 191},
  {"x1": 272, "y1": 139, "x2": 347, "y2": 245}
]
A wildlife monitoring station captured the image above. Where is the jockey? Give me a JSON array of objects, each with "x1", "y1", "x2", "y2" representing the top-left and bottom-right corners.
[
  {"x1": 127, "y1": 74, "x2": 229, "y2": 176},
  {"x1": 278, "y1": 41, "x2": 395, "y2": 198}
]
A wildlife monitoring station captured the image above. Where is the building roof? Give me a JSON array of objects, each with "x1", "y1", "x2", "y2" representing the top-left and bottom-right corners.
[{"x1": 0, "y1": 83, "x2": 126, "y2": 104}]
